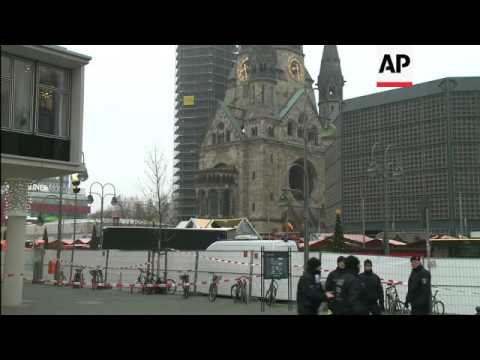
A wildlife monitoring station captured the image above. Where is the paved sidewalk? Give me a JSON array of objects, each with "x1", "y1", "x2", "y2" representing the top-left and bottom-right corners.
[{"x1": 1, "y1": 282, "x2": 297, "y2": 315}]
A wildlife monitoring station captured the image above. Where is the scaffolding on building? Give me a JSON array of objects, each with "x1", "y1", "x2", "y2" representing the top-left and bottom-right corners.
[{"x1": 173, "y1": 45, "x2": 238, "y2": 221}]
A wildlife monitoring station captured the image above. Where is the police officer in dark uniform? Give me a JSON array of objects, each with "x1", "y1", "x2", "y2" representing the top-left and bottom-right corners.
[
  {"x1": 359, "y1": 259, "x2": 385, "y2": 315},
  {"x1": 405, "y1": 256, "x2": 432, "y2": 315},
  {"x1": 297, "y1": 258, "x2": 335, "y2": 315},
  {"x1": 325, "y1": 256, "x2": 346, "y2": 313},
  {"x1": 330, "y1": 255, "x2": 368, "y2": 315}
]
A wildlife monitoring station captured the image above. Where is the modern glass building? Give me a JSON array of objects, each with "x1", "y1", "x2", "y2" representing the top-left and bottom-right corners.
[{"x1": 325, "y1": 77, "x2": 480, "y2": 236}]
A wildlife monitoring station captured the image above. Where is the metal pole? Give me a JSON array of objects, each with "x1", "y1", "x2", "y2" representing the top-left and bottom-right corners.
[
  {"x1": 193, "y1": 250, "x2": 199, "y2": 296},
  {"x1": 288, "y1": 247, "x2": 292, "y2": 312},
  {"x1": 105, "y1": 249, "x2": 110, "y2": 284},
  {"x1": 69, "y1": 192, "x2": 77, "y2": 283},
  {"x1": 56, "y1": 177, "x2": 64, "y2": 282},
  {"x1": 261, "y1": 246, "x2": 264, "y2": 313},
  {"x1": 249, "y1": 250, "x2": 253, "y2": 300},
  {"x1": 100, "y1": 192, "x2": 104, "y2": 249},
  {"x1": 156, "y1": 248, "x2": 160, "y2": 279},
  {"x1": 361, "y1": 197, "x2": 366, "y2": 248},
  {"x1": 164, "y1": 249, "x2": 168, "y2": 281},
  {"x1": 426, "y1": 208, "x2": 431, "y2": 271},
  {"x1": 383, "y1": 147, "x2": 390, "y2": 256},
  {"x1": 303, "y1": 125, "x2": 310, "y2": 267},
  {"x1": 459, "y1": 192, "x2": 463, "y2": 237}
]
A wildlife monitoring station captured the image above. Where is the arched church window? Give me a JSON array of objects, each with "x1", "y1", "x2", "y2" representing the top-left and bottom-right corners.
[
  {"x1": 298, "y1": 113, "x2": 306, "y2": 124},
  {"x1": 226, "y1": 130, "x2": 231, "y2": 142},
  {"x1": 211, "y1": 133, "x2": 216, "y2": 145},
  {"x1": 308, "y1": 126, "x2": 318, "y2": 144},
  {"x1": 287, "y1": 122, "x2": 294, "y2": 136},
  {"x1": 243, "y1": 85, "x2": 249, "y2": 98},
  {"x1": 252, "y1": 202, "x2": 255, "y2": 212},
  {"x1": 297, "y1": 127, "x2": 304, "y2": 139},
  {"x1": 329, "y1": 87, "x2": 335, "y2": 96},
  {"x1": 268, "y1": 126, "x2": 274, "y2": 137},
  {"x1": 252, "y1": 171, "x2": 256, "y2": 180}
]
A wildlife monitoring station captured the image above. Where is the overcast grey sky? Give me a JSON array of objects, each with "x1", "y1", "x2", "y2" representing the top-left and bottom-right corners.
[{"x1": 63, "y1": 45, "x2": 480, "y2": 212}]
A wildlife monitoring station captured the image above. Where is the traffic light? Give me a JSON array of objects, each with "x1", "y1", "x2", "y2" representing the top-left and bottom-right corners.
[{"x1": 71, "y1": 173, "x2": 81, "y2": 194}]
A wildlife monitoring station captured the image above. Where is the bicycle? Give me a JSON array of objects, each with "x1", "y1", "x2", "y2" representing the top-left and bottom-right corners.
[
  {"x1": 89, "y1": 267, "x2": 105, "y2": 290},
  {"x1": 137, "y1": 269, "x2": 157, "y2": 295},
  {"x1": 208, "y1": 273, "x2": 222, "y2": 302},
  {"x1": 72, "y1": 266, "x2": 86, "y2": 288},
  {"x1": 135, "y1": 268, "x2": 177, "y2": 295},
  {"x1": 385, "y1": 282, "x2": 408, "y2": 314},
  {"x1": 265, "y1": 278, "x2": 279, "y2": 307},
  {"x1": 431, "y1": 289, "x2": 445, "y2": 315},
  {"x1": 179, "y1": 272, "x2": 191, "y2": 299},
  {"x1": 151, "y1": 273, "x2": 177, "y2": 295},
  {"x1": 231, "y1": 276, "x2": 248, "y2": 304}
]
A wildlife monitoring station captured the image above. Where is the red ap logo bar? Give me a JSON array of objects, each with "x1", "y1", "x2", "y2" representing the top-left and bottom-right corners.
[{"x1": 377, "y1": 45, "x2": 413, "y2": 88}]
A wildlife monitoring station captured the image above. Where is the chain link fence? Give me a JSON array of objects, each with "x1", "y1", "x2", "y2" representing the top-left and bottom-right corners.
[{"x1": 2, "y1": 248, "x2": 478, "y2": 315}]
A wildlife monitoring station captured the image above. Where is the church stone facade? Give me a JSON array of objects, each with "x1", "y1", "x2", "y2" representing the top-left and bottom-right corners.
[{"x1": 194, "y1": 45, "x2": 343, "y2": 234}]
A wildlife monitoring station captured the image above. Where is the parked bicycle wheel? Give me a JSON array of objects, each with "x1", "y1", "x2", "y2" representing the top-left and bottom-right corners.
[
  {"x1": 241, "y1": 281, "x2": 248, "y2": 304},
  {"x1": 265, "y1": 287, "x2": 275, "y2": 306},
  {"x1": 432, "y1": 301, "x2": 445, "y2": 315},
  {"x1": 208, "y1": 283, "x2": 217, "y2": 302},
  {"x1": 392, "y1": 300, "x2": 407, "y2": 314},
  {"x1": 231, "y1": 284, "x2": 240, "y2": 302},
  {"x1": 166, "y1": 279, "x2": 176, "y2": 295}
]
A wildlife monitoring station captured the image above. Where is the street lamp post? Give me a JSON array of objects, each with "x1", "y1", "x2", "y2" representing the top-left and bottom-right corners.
[
  {"x1": 368, "y1": 142, "x2": 403, "y2": 256},
  {"x1": 69, "y1": 190, "x2": 78, "y2": 283},
  {"x1": 87, "y1": 182, "x2": 117, "y2": 283},
  {"x1": 69, "y1": 172, "x2": 86, "y2": 283},
  {"x1": 282, "y1": 184, "x2": 309, "y2": 267},
  {"x1": 36, "y1": 190, "x2": 63, "y2": 282},
  {"x1": 292, "y1": 84, "x2": 336, "y2": 270},
  {"x1": 56, "y1": 177, "x2": 64, "y2": 282}
]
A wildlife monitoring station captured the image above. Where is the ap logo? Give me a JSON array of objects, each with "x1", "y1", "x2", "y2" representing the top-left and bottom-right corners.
[{"x1": 377, "y1": 45, "x2": 413, "y2": 88}]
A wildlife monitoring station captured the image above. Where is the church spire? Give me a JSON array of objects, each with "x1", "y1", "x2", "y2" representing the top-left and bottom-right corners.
[
  {"x1": 317, "y1": 45, "x2": 344, "y2": 124},
  {"x1": 317, "y1": 45, "x2": 344, "y2": 102}
]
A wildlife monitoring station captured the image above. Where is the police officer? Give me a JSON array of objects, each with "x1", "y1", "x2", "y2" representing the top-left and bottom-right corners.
[
  {"x1": 405, "y1": 256, "x2": 432, "y2": 315},
  {"x1": 325, "y1": 256, "x2": 346, "y2": 313},
  {"x1": 331, "y1": 255, "x2": 368, "y2": 315},
  {"x1": 359, "y1": 259, "x2": 385, "y2": 315},
  {"x1": 297, "y1": 258, "x2": 335, "y2": 315}
]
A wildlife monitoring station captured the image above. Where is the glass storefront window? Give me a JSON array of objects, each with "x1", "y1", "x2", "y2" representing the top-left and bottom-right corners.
[
  {"x1": 37, "y1": 64, "x2": 71, "y2": 138},
  {"x1": 13, "y1": 59, "x2": 34, "y2": 131},
  {"x1": 0, "y1": 52, "x2": 71, "y2": 138},
  {"x1": 1, "y1": 55, "x2": 11, "y2": 76},
  {"x1": 38, "y1": 88, "x2": 70, "y2": 137},
  {"x1": 1, "y1": 55, "x2": 12, "y2": 128},
  {"x1": 1, "y1": 79, "x2": 11, "y2": 128},
  {"x1": 39, "y1": 65, "x2": 69, "y2": 90}
]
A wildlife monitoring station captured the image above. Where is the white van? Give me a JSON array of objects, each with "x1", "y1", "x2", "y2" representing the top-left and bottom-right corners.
[{"x1": 206, "y1": 240, "x2": 298, "y2": 252}]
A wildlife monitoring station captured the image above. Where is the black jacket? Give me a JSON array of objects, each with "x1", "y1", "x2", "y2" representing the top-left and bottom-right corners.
[
  {"x1": 359, "y1": 271, "x2": 384, "y2": 308},
  {"x1": 406, "y1": 265, "x2": 432, "y2": 313},
  {"x1": 331, "y1": 269, "x2": 368, "y2": 315},
  {"x1": 325, "y1": 267, "x2": 345, "y2": 291},
  {"x1": 297, "y1": 271, "x2": 327, "y2": 315}
]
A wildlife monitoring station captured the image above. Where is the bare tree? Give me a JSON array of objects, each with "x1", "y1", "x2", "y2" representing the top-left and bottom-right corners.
[{"x1": 140, "y1": 145, "x2": 173, "y2": 244}]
